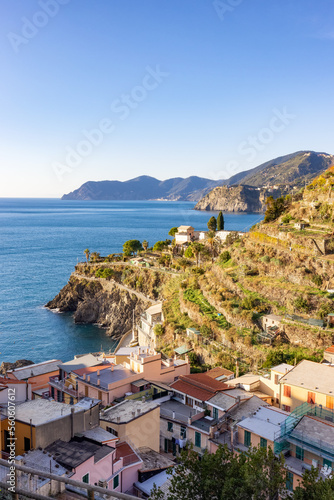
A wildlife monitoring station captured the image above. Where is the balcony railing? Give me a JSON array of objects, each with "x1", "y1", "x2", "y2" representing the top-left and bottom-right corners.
[{"x1": 49, "y1": 376, "x2": 78, "y2": 397}]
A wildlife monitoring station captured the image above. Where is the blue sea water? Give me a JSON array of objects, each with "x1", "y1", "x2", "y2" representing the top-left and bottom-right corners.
[{"x1": 0, "y1": 199, "x2": 263, "y2": 364}]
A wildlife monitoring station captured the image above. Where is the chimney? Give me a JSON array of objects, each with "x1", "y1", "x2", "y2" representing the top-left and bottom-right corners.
[
  {"x1": 111, "y1": 366, "x2": 114, "y2": 372},
  {"x1": 142, "y1": 396, "x2": 145, "y2": 403},
  {"x1": 137, "y1": 409, "x2": 141, "y2": 416},
  {"x1": 97, "y1": 370, "x2": 100, "y2": 376},
  {"x1": 132, "y1": 411, "x2": 136, "y2": 418},
  {"x1": 83, "y1": 373, "x2": 86, "y2": 380},
  {"x1": 188, "y1": 417, "x2": 192, "y2": 425},
  {"x1": 97, "y1": 379, "x2": 100, "y2": 386},
  {"x1": 117, "y1": 416, "x2": 120, "y2": 423},
  {"x1": 172, "y1": 411, "x2": 176, "y2": 420},
  {"x1": 87, "y1": 375, "x2": 90, "y2": 382}
]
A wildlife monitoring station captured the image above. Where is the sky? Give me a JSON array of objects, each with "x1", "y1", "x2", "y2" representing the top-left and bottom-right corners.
[{"x1": 1, "y1": 0, "x2": 334, "y2": 198}]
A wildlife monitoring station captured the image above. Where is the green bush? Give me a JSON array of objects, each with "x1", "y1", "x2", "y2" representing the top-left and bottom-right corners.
[
  {"x1": 312, "y1": 274, "x2": 323, "y2": 287},
  {"x1": 95, "y1": 268, "x2": 114, "y2": 279},
  {"x1": 281, "y1": 214, "x2": 292, "y2": 224},
  {"x1": 220, "y1": 250, "x2": 231, "y2": 263},
  {"x1": 294, "y1": 296, "x2": 309, "y2": 312}
]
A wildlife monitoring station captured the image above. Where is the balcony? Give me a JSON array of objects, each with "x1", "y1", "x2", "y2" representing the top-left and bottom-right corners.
[{"x1": 49, "y1": 376, "x2": 78, "y2": 398}]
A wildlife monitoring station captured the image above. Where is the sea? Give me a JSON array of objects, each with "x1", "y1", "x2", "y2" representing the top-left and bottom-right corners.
[{"x1": 0, "y1": 199, "x2": 264, "y2": 364}]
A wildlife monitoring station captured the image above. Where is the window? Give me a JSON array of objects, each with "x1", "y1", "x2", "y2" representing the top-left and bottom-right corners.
[
  {"x1": 106, "y1": 426, "x2": 118, "y2": 437},
  {"x1": 307, "y1": 392, "x2": 316, "y2": 404},
  {"x1": 195, "y1": 431, "x2": 201, "y2": 448},
  {"x1": 180, "y1": 426, "x2": 187, "y2": 439},
  {"x1": 323, "y1": 458, "x2": 332, "y2": 468},
  {"x1": 274, "y1": 374, "x2": 279, "y2": 385},
  {"x1": 82, "y1": 473, "x2": 89, "y2": 484},
  {"x1": 113, "y1": 474, "x2": 119, "y2": 489},
  {"x1": 260, "y1": 437, "x2": 267, "y2": 449},
  {"x1": 244, "y1": 430, "x2": 251, "y2": 447},
  {"x1": 295, "y1": 446, "x2": 304, "y2": 461},
  {"x1": 283, "y1": 385, "x2": 291, "y2": 398},
  {"x1": 167, "y1": 421, "x2": 173, "y2": 432},
  {"x1": 212, "y1": 407, "x2": 218, "y2": 420},
  {"x1": 24, "y1": 437, "x2": 30, "y2": 452},
  {"x1": 282, "y1": 404, "x2": 291, "y2": 412},
  {"x1": 286, "y1": 471, "x2": 293, "y2": 492},
  {"x1": 326, "y1": 396, "x2": 334, "y2": 410}
]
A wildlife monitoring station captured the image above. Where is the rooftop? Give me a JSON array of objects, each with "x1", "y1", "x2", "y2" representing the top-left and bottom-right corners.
[
  {"x1": 325, "y1": 345, "x2": 334, "y2": 353},
  {"x1": 280, "y1": 360, "x2": 334, "y2": 396},
  {"x1": 3, "y1": 399, "x2": 82, "y2": 425},
  {"x1": 271, "y1": 363, "x2": 294, "y2": 374},
  {"x1": 74, "y1": 397, "x2": 100, "y2": 410},
  {"x1": 288, "y1": 415, "x2": 334, "y2": 459},
  {"x1": 115, "y1": 347, "x2": 146, "y2": 356},
  {"x1": 8, "y1": 359, "x2": 61, "y2": 380},
  {"x1": 160, "y1": 399, "x2": 198, "y2": 423},
  {"x1": 191, "y1": 416, "x2": 218, "y2": 433},
  {"x1": 46, "y1": 438, "x2": 113, "y2": 469},
  {"x1": 174, "y1": 345, "x2": 192, "y2": 355},
  {"x1": 100, "y1": 399, "x2": 159, "y2": 424},
  {"x1": 171, "y1": 373, "x2": 229, "y2": 402},
  {"x1": 79, "y1": 364, "x2": 135, "y2": 389},
  {"x1": 81, "y1": 426, "x2": 118, "y2": 444},
  {"x1": 0, "y1": 377, "x2": 27, "y2": 385},
  {"x1": 205, "y1": 367, "x2": 234, "y2": 379},
  {"x1": 135, "y1": 469, "x2": 172, "y2": 497},
  {"x1": 16, "y1": 449, "x2": 67, "y2": 477},
  {"x1": 237, "y1": 406, "x2": 289, "y2": 442},
  {"x1": 226, "y1": 374, "x2": 260, "y2": 387},
  {"x1": 58, "y1": 354, "x2": 100, "y2": 373},
  {"x1": 263, "y1": 314, "x2": 283, "y2": 321},
  {"x1": 145, "y1": 303, "x2": 162, "y2": 316},
  {"x1": 229, "y1": 395, "x2": 269, "y2": 422},
  {"x1": 137, "y1": 447, "x2": 175, "y2": 471},
  {"x1": 177, "y1": 225, "x2": 194, "y2": 232},
  {"x1": 206, "y1": 392, "x2": 238, "y2": 412}
]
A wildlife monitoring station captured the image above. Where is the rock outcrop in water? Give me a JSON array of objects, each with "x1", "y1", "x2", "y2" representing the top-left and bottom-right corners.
[
  {"x1": 46, "y1": 276, "x2": 151, "y2": 338},
  {"x1": 0, "y1": 359, "x2": 34, "y2": 375}
]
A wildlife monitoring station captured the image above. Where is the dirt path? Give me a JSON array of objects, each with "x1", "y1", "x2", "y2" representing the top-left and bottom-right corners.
[{"x1": 72, "y1": 272, "x2": 158, "y2": 304}]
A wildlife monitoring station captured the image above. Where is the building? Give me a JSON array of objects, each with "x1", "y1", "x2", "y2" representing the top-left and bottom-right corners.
[
  {"x1": 279, "y1": 360, "x2": 334, "y2": 411},
  {"x1": 235, "y1": 406, "x2": 290, "y2": 453},
  {"x1": 99, "y1": 399, "x2": 160, "y2": 452},
  {"x1": 174, "y1": 226, "x2": 195, "y2": 245},
  {"x1": 323, "y1": 345, "x2": 334, "y2": 364},
  {"x1": 0, "y1": 398, "x2": 100, "y2": 456},
  {"x1": 76, "y1": 347, "x2": 189, "y2": 406},
  {"x1": 7, "y1": 359, "x2": 61, "y2": 396},
  {"x1": 186, "y1": 328, "x2": 202, "y2": 342},
  {"x1": 261, "y1": 314, "x2": 283, "y2": 331},
  {"x1": 137, "y1": 303, "x2": 163, "y2": 347},
  {"x1": 0, "y1": 377, "x2": 31, "y2": 404},
  {"x1": 205, "y1": 367, "x2": 234, "y2": 382},
  {"x1": 46, "y1": 434, "x2": 142, "y2": 494},
  {"x1": 170, "y1": 373, "x2": 229, "y2": 411}
]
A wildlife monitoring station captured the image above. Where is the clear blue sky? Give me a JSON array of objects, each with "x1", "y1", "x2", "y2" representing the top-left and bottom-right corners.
[{"x1": 1, "y1": 0, "x2": 333, "y2": 197}]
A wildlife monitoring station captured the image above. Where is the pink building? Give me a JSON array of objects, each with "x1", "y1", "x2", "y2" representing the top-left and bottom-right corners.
[
  {"x1": 77, "y1": 347, "x2": 189, "y2": 406},
  {"x1": 46, "y1": 427, "x2": 142, "y2": 495}
]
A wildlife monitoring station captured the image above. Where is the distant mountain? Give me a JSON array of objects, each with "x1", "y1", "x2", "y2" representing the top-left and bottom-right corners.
[
  {"x1": 195, "y1": 151, "x2": 334, "y2": 212},
  {"x1": 61, "y1": 176, "x2": 223, "y2": 201},
  {"x1": 62, "y1": 151, "x2": 334, "y2": 202},
  {"x1": 221, "y1": 151, "x2": 334, "y2": 188}
]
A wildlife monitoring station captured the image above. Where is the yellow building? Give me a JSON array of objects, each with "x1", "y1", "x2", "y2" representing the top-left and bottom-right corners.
[
  {"x1": 279, "y1": 360, "x2": 334, "y2": 412},
  {"x1": 99, "y1": 399, "x2": 160, "y2": 452}
]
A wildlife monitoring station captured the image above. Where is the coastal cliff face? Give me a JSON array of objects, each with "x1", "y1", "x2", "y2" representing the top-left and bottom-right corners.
[
  {"x1": 194, "y1": 185, "x2": 281, "y2": 212},
  {"x1": 46, "y1": 276, "x2": 150, "y2": 338}
]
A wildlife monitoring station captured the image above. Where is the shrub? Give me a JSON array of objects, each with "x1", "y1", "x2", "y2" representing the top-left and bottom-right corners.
[
  {"x1": 294, "y1": 296, "x2": 309, "y2": 312},
  {"x1": 260, "y1": 255, "x2": 270, "y2": 263},
  {"x1": 312, "y1": 274, "x2": 323, "y2": 287},
  {"x1": 281, "y1": 214, "x2": 292, "y2": 224},
  {"x1": 95, "y1": 268, "x2": 114, "y2": 279},
  {"x1": 220, "y1": 250, "x2": 231, "y2": 263}
]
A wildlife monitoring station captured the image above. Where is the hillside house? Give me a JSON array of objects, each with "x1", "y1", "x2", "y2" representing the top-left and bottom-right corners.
[
  {"x1": 137, "y1": 303, "x2": 163, "y2": 347},
  {"x1": 7, "y1": 359, "x2": 61, "y2": 397},
  {"x1": 279, "y1": 360, "x2": 334, "y2": 411},
  {"x1": 174, "y1": 226, "x2": 195, "y2": 245},
  {"x1": 170, "y1": 373, "x2": 229, "y2": 411},
  {"x1": 261, "y1": 314, "x2": 283, "y2": 332}
]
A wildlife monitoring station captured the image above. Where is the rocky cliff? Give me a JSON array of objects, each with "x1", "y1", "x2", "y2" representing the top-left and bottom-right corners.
[
  {"x1": 194, "y1": 185, "x2": 281, "y2": 212},
  {"x1": 46, "y1": 276, "x2": 151, "y2": 338}
]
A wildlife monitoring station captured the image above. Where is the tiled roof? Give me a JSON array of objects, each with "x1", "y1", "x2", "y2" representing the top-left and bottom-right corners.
[
  {"x1": 325, "y1": 345, "x2": 334, "y2": 353},
  {"x1": 171, "y1": 374, "x2": 228, "y2": 402},
  {"x1": 8, "y1": 360, "x2": 61, "y2": 380},
  {"x1": 171, "y1": 379, "x2": 213, "y2": 402},
  {"x1": 206, "y1": 367, "x2": 234, "y2": 378},
  {"x1": 0, "y1": 377, "x2": 26, "y2": 385}
]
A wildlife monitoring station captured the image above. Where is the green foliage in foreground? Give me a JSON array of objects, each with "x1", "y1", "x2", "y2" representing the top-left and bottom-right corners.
[
  {"x1": 151, "y1": 445, "x2": 286, "y2": 500},
  {"x1": 95, "y1": 267, "x2": 114, "y2": 279},
  {"x1": 262, "y1": 346, "x2": 322, "y2": 368}
]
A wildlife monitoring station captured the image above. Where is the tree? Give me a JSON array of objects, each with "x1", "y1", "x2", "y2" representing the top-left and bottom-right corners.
[
  {"x1": 178, "y1": 258, "x2": 191, "y2": 272},
  {"x1": 184, "y1": 246, "x2": 194, "y2": 259},
  {"x1": 84, "y1": 248, "x2": 90, "y2": 263},
  {"x1": 153, "y1": 240, "x2": 171, "y2": 252},
  {"x1": 191, "y1": 242, "x2": 205, "y2": 267},
  {"x1": 168, "y1": 227, "x2": 178, "y2": 237},
  {"x1": 207, "y1": 216, "x2": 217, "y2": 232},
  {"x1": 151, "y1": 445, "x2": 286, "y2": 500},
  {"x1": 220, "y1": 250, "x2": 231, "y2": 263},
  {"x1": 264, "y1": 196, "x2": 286, "y2": 223},
  {"x1": 206, "y1": 231, "x2": 220, "y2": 262},
  {"x1": 142, "y1": 240, "x2": 148, "y2": 251},
  {"x1": 293, "y1": 467, "x2": 334, "y2": 499},
  {"x1": 123, "y1": 239, "x2": 142, "y2": 256},
  {"x1": 90, "y1": 251, "x2": 100, "y2": 262},
  {"x1": 217, "y1": 211, "x2": 224, "y2": 231}
]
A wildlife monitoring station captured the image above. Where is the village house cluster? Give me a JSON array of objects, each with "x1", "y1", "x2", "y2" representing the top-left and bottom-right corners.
[{"x1": 1, "y1": 332, "x2": 334, "y2": 498}]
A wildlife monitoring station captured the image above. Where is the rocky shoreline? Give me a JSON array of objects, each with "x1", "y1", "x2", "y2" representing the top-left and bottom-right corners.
[{"x1": 46, "y1": 274, "x2": 151, "y2": 339}]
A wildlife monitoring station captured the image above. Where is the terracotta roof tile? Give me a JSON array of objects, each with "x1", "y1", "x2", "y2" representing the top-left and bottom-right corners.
[
  {"x1": 205, "y1": 367, "x2": 234, "y2": 378},
  {"x1": 325, "y1": 345, "x2": 334, "y2": 353}
]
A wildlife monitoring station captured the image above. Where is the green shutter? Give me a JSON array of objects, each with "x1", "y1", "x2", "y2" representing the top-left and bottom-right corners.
[
  {"x1": 296, "y1": 446, "x2": 304, "y2": 461},
  {"x1": 82, "y1": 473, "x2": 89, "y2": 484},
  {"x1": 113, "y1": 474, "x2": 119, "y2": 489},
  {"x1": 195, "y1": 431, "x2": 201, "y2": 448},
  {"x1": 244, "y1": 430, "x2": 251, "y2": 447},
  {"x1": 323, "y1": 458, "x2": 332, "y2": 468},
  {"x1": 213, "y1": 407, "x2": 218, "y2": 420},
  {"x1": 260, "y1": 437, "x2": 267, "y2": 449},
  {"x1": 286, "y1": 471, "x2": 293, "y2": 492}
]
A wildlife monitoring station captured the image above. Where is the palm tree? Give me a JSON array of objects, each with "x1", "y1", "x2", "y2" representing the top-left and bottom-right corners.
[
  {"x1": 191, "y1": 242, "x2": 205, "y2": 267},
  {"x1": 84, "y1": 248, "x2": 90, "y2": 264},
  {"x1": 206, "y1": 231, "x2": 220, "y2": 263}
]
